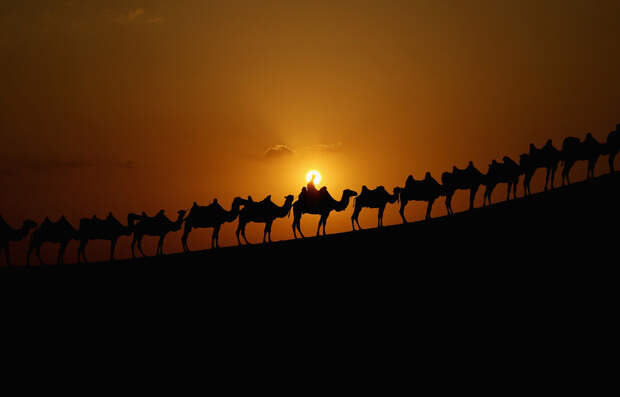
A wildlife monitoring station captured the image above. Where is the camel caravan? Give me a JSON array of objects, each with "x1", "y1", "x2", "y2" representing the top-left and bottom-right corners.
[{"x1": 1, "y1": 125, "x2": 619, "y2": 266}]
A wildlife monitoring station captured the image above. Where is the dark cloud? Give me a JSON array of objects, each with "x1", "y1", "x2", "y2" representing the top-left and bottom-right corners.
[{"x1": 263, "y1": 144, "x2": 295, "y2": 160}]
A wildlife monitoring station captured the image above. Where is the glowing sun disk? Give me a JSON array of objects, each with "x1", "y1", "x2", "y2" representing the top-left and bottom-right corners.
[{"x1": 306, "y1": 170, "x2": 321, "y2": 185}]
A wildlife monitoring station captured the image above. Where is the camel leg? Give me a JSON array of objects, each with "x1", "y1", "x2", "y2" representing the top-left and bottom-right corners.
[
  {"x1": 213, "y1": 225, "x2": 221, "y2": 248},
  {"x1": 469, "y1": 187, "x2": 478, "y2": 210},
  {"x1": 551, "y1": 166, "x2": 557, "y2": 189},
  {"x1": 506, "y1": 183, "x2": 511, "y2": 201},
  {"x1": 483, "y1": 186, "x2": 489, "y2": 206},
  {"x1": 241, "y1": 226, "x2": 250, "y2": 245},
  {"x1": 157, "y1": 236, "x2": 165, "y2": 256},
  {"x1": 181, "y1": 220, "x2": 192, "y2": 253},
  {"x1": 445, "y1": 193, "x2": 453, "y2": 215},
  {"x1": 110, "y1": 238, "x2": 117, "y2": 262},
  {"x1": 297, "y1": 217, "x2": 305, "y2": 239},
  {"x1": 544, "y1": 168, "x2": 550, "y2": 191},
  {"x1": 378, "y1": 206, "x2": 385, "y2": 228},
  {"x1": 58, "y1": 242, "x2": 67, "y2": 265},
  {"x1": 513, "y1": 179, "x2": 518, "y2": 199},
  {"x1": 267, "y1": 221, "x2": 273, "y2": 243},
  {"x1": 3, "y1": 244, "x2": 10, "y2": 267},
  {"x1": 131, "y1": 236, "x2": 137, "y2": 258},
  {"x1": 351, "y1": 207, "x2": 360, "y2": 231},
  {"x1": 236, "y1": 224, "x2": 243, "y2": 246},
  {"x1": 36, "y1": 244, "x2": 45, "y2": 266},
  {"x1": 609, "y1": 153, "x2": 616, "y2": 174},
  {"x1": 316, "y1": 216, "x2": 323, "y2": 236},
  {"x1": 322, "y1": 214, "x2": 328, "y2": 236},
  {"x1": 137, "y1": 236, "x2": 147, "y2": 257},
  {"x1": 78, "y1": 239, "x2": 87, "y2": 264},
  {"x1": 399, "y1": 198, "x2": 408, "y2": 224},
  {"x1": 26, "y1": 241, "x2": 35, "y2": 267},
  {"x1": 426, "y1": 199, "x2": 434, "y2": 220}
]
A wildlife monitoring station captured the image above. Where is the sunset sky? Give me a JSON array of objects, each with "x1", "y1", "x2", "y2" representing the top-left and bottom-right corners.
[{"x1": 2, "y1": 1, "x2": 619, "y2": 264}]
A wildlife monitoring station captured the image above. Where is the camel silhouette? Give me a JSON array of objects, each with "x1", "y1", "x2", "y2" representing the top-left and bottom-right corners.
[
  {"x1": 561, "y1": 133, "x2": 603, "y2": 185},
  {"x1": 130, "y1": 209, "x2": 186, "y2": 257},
  {"x1": 27, "y1": 216, "x2": 78, "y2": 266},
  {"x1": 236, "y1": 195, "x2": 294, "y2": 245},
  {"x1": 527, "y1": 140, "x2": 562, "y2": 191},
  {"x1": 606, "y1": 124, "x2": 620, "y2": 173},
  {"x1": 0, "y1": 216, "x2": 37, "y2": 266},
  {"x1": 292, "y1": 187, "x2": 357, "y2": 238},
  {"x1": 482, "y1": 156, "x2": 520, "y2": 205},
  {"x1": 519, "y1": 152, "x2": 537, "y2": 196},
  {"x1": 77, "y1": 213, "x2": 135, "y2": 263},
  {"x1": 181, "y1": 197, "x2": 247, "y2": 251},
  {"x1": 399, "y1": 172, "x2": 444, "y2": 222},
  {"x1": 350, "y1": 185, "x2": 401, "y2": 230},
  {"x1": 441, "y1": 162, "x2": 484, "y2": 215}
]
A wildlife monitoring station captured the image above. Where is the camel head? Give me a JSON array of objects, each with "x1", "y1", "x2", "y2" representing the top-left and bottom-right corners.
[
  {"x1": 343, "y1": 189, "x2": 358, "y2": 199},
  {"x1": 283, "y1": 194, "x2": 295, "y2": 217},
  {"x1": 392, "y1": 187, "x2": 402, "y2": 203},
  {"x1": 231, "y1": 196, "x2": 248, "y2": 210},
  {"x1": 22, "y1": 219, "x2": 37, "y2": 232},
  {"x1": 60, "y1": 215, "x2": 79, "y2": 240},
  {"x1": 284, "y1": 194, "x2": 295, "y2": 205}
]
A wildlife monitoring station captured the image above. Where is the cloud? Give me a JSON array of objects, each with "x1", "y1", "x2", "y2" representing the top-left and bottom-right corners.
[
  {"x1": 111, "y1": 8, "x2": 162, "y2": 24},
  {"x1": 308, "y1": 142, "x2": 344, "y2": 153},
  {"x1": 263, "y1": 144, "x2": 295, "y2": 160},
  {"x1": 127, "y1": 8, "x2": 145, "y2": 22}
]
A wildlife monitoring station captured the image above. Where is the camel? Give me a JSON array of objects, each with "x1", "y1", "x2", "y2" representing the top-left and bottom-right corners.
[
  {"x1": 441, "y1": 162, "x2": 485, "y2": 215},
  {"x1": 606, "y1": 124, "x2": 620, "y2": 173},
  {"x1": 398, "y1": 173, "x2": 444, "y2": 222},
  {"x1": 236, "y1": 195, "x2": 294, "y2": 245},
  {"x1": 0, "y1": 216, "x2": 37, "y2": 266},
  {"x1": 519, "y1": 152, "x2": 537, "y2": 196},
  {"x1": 130, "y1": 210, "x2": 186, "y2": 257},
  {"x1": 181, "y1": 197, "x2": 247, "y2": 251},
  {"x1": 561, "y1": 133, "x2": 603, "y2": 185},
  {"x1": 77, "y1": 213, "x2": 134, "y2": 263},
  {"x1": 27, "y1": 216, "x2": 79, "y2": 266},
  {"x1": 482, "y1": 156, "x2": 520, "y2": 205},
  {"x1": 351, "y1": 186, "x2": 401, "y2": 230},
  {"x1": 292, "y1": 187, "x2": 357, "y2": 238},
  {"x1": 529, "y1": 140, "x2": 562, "y2": 191}
]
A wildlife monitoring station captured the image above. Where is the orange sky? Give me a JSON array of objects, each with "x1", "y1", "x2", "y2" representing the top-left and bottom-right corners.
[{"x1": 1, "y1": 1, "x2": 619, "y2": 264}]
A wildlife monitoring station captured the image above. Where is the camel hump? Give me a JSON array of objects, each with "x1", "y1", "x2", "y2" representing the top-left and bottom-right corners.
[
  {"x1": 361, "y1": 185, "x2": 369, "y2": 194},
  {"x1": 406, "y1": 175, "x2": 415, "y2": 185}
]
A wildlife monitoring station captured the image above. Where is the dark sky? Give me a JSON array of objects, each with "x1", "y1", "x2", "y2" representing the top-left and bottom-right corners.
[{"x1": 2, "y1": 1, "x2": 619, "y2": 263}]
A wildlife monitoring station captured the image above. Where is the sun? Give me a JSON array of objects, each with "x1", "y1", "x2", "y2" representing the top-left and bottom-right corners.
[{"x1": 306, "y1": 170, "x2": 322, "y2": 185}]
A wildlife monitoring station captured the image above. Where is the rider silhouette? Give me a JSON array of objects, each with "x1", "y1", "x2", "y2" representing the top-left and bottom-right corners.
[{"x1": 307, "y1": 174, "x2": 318, "y2": 196}]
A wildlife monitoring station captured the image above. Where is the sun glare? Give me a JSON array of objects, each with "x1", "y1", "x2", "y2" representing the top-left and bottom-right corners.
[{"x1": 306, "y1": 170, "x2": 322, "y2": 185}]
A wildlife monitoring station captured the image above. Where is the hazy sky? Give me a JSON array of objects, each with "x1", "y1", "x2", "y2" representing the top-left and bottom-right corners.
[{"x1": 2, "y1": 1, "x2": 619, "y2": 264}]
